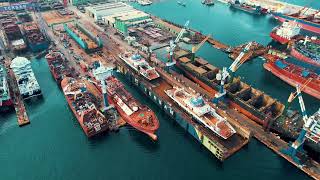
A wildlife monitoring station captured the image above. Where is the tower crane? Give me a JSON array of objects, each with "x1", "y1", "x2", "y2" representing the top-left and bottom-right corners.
[
  {"x1": 191, "y1": 35, "x2": 210, "y2": 61},
  {"x1": 212, "y1": 42, "x2": 252, "y2": 104},
  {"x1": 166, "y1": 20, "x2": 189, "y2": 67},
  {"x1": 282, "y1": 84, "x2": 318, "y2": 165}
]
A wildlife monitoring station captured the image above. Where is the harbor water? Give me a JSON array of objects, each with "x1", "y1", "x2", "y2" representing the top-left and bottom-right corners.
[{"x1": 0, "y1": 1, "x2": 319, "y2": 179}]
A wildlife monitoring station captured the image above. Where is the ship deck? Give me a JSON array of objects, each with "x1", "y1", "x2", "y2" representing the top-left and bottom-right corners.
[{"x1": 152, "y1": 76, "x2": 247, "y2": 151}]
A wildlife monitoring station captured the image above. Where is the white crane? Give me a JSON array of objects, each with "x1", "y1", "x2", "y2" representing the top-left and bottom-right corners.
[
  {"x1": 213, "y1": 42, "x2": 252, "y2": 103},
  {"x1": 166, "y1": 20, "x2": 190, "y2": 67},
  {"x1": 282, "y1": 84, "x2": 318, "y2": 164}
]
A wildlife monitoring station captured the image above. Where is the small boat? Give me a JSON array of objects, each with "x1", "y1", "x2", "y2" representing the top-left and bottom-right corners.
[{"x1": 177, "y1": 1, "x2": 186, "y2": 7}]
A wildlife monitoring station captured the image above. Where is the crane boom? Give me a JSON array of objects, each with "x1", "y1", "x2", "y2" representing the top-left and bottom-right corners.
[
  {"x1": 228, "y1": 42, "x2": 252, "y2": 72},
  {"x1": 192, "y1": 35, "x2": 210, "y2": 53},
  {"x1": 167, "y1": 20, "x2": 190, "y2": 67}
]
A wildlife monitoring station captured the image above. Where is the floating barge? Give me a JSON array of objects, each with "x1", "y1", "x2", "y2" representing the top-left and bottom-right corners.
[
  {"x1": 115, "y1": 56, "x2": 250, "y2": 161},
  {"x1": 23, "y1": 23, "x2": 49, "y2": 52},
  {"x1": 63, "y1": 23, "x2": 103, "y2": 53}
]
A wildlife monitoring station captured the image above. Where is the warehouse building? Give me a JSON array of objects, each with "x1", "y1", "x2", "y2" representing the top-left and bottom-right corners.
[{"x1": 84, "y1": 2, "x2": 134, "y2": 21}]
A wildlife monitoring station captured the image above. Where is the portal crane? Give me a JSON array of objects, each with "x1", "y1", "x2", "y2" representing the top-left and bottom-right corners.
[
  {"x1": 167, "y1": 20, "x2": 189, "y2": 67},
  {"x1": 212, "y1": 42, "x2": 252, "y2": 103},
  {"x1": 282, "y1": 84, "x2": 317, "y2": 165},
  {"x1": 191, "y1": 35, "x2": 210, "y2": 61}
]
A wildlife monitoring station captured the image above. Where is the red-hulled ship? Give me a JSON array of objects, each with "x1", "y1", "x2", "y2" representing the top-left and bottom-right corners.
[
  {"x1": 61, "y1": 77, "x2": 109, "y2": 137},
  {"x1": 45, "y1": 51, "x2": 73, "y2": 84},
  {"x1": 106, "y1": 76, "x2": 159, "y2": 140},
  {"x1": 290, "y1": 36, "x2": 320, "y2": 67},
  {"x1": 0, "y1": 64, "x2": 13, "y2": 109},
  {"x1": 270, "y1": 21, "x2": 301, "y2": 44},
  {"x1": 264, "y1": 59, "x2": 320, "y2": 99}
]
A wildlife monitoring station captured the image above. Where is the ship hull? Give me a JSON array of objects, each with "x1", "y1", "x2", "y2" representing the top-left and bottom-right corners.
[
  {"x1": 229, "y1": 4, "x2": 261, "y2": 15},
  {"x1": 263, "y1": 62, "x2": 320, "y2": 100},
  {"x1": 107, "y1": 90, "x2": 158, "y2": 140},
  {"x1": 61, "y1": 88, "x2": 108, "y2": 137},
  {"x1": 290, "y1": 47, "x2": 320, "y2": 67},
  {"x1": 270, "y1": 31, "x2": 290, "y2": 44},
  {"x1": 273, "y1": 13, "x2": 320, "y2": 34},
  {"x1": 0, "y1": 99, "x2": 13, "y2": 107}
]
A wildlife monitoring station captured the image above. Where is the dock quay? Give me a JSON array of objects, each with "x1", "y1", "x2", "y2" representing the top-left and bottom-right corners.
[
  {"x1": 5, "y1": 62, "x2": 30, "y2": 127},
  {"x1": 115, "y1": 55, "x2": 250, "y2": 161}
]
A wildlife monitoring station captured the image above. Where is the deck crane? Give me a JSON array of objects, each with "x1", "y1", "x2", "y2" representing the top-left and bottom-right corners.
[
  {"x1": 212, "y1": 42, "x2": 252, "y2": 104},
  {"x1": 191, "y1": 35, "x2": 210, "y2": 61},
  {"x1": 282, "y1": 84, "x2": 317, "y2": 165},
  {"x1": 166, "y1": 20, "x2": 189, "y2": 67}
]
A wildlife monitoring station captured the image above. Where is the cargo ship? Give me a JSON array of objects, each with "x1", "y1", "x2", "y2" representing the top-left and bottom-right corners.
[
  {"x1": 45, "y1": 51, "x2": 73, "y2": 84},
  {"x1": 263, "y1": 59, "x2": 320, "y2": 100},
  {"x1": 0, "y1": 64, "x2": 13, "y2": 108},
  {"x1": 118, "y1": 51, "x2": 160, "y2": 81},
  {"x1": 270, "y1": 21, "x2": 301, "y2": 44},
  {"x1": 175, "y1": 55, "x2": 286, "y2": 127},
  {"x1": 106, "y1": 76, "x2": 159, "y2": 140},
  {"x1": 290, "y1": 36, "x2": 320, "y2": 67},
  {"x1": 23, "y1": 23, "x2": 49, "y2": 52},
  {"x1": 229, "y1": 0, "x2": 262, "y2": 15},
  {"x1": 61, "y1": 77, "x2": 110, "y2": 137},
  {"x1": 272, "y1": 12, "x2": 320, "y2": 34},
  {"x1": 165, "y1": 86, "x2": 236, "y2": 139},
  {"x1": 1, "y1": 18, "x2": 27, "y2": 52},
  {"x1": 10, "y1": 57, "x2": 42, "y2": 99}
]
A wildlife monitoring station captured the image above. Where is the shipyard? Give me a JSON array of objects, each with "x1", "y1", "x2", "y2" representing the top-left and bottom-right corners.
[{"x1": 0, "y1": 0, "x2": 319, "y2": 179}]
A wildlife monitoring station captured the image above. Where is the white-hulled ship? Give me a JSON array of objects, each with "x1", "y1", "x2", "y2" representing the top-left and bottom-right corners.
[
  {"x1": 118, "y1": 51, "x2": 160, "y2": 81},
  {"x1": 10, "y1": 57, "x2": 41, "y2": 99},
  {"x1": 165, "y1": 87, "x2": 236, "y2": 139},
  {"x1": 307, "y1": 109, "x2": 320, "y2": 143}
]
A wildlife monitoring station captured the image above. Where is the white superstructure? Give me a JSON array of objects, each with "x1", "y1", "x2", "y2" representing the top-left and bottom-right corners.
[
  {"x1": 119, "y1": 51, "x2": 159, "y2": 81},
  {"x1": 274, "y1": 21, "x2": 301, "y2": 40},
  {"x1": 10, "y1": 57, "x2": 41, "y2": 99},
  {"x1": 165, "y1": 87, "x2": 236, "y2": 139}
]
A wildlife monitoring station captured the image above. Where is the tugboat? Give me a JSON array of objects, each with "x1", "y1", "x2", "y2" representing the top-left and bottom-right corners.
[{"x1": 202, "y1": 0, "x2": 214, "y2": 6}]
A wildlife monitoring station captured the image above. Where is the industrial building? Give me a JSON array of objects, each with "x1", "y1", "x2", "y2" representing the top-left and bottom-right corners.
[{"x1": 85, "y1": 2, "x2": 152, "y2": 35}]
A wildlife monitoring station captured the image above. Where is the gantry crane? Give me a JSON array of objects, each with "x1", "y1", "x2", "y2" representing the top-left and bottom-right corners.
[
  {"x1": 167, "y1": 20, "x2": 189, "y2": 67},
  {"x1": 282, "y1": 84, "x2": 318, "y2": 165},
  {"x1": 191, "y1": 35, "x2": 210, "y2": 61}
]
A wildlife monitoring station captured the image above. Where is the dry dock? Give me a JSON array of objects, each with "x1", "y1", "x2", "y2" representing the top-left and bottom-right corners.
[{"x1": 115, "y1": 55, "x2": 250, "y2": 161}]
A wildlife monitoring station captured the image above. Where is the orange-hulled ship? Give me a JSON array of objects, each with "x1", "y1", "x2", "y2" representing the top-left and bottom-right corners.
[
  {"x1": 61, "y1": 77, "x2": 109, "y2": 137},
  {"x1": 264, "y1": 59, "x2": 320, "y2": 100},
  {"x1": 45, "y1": 51, "x2": 73, "y2": 85},
  {"x1": 106, "y1": 76, "x2": 159, "y2": 140}
]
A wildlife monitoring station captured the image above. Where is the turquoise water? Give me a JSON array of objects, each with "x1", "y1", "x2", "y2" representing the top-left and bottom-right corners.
[{"x1": 0, "y1": 1, "x2": 319, "y2": 179}]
